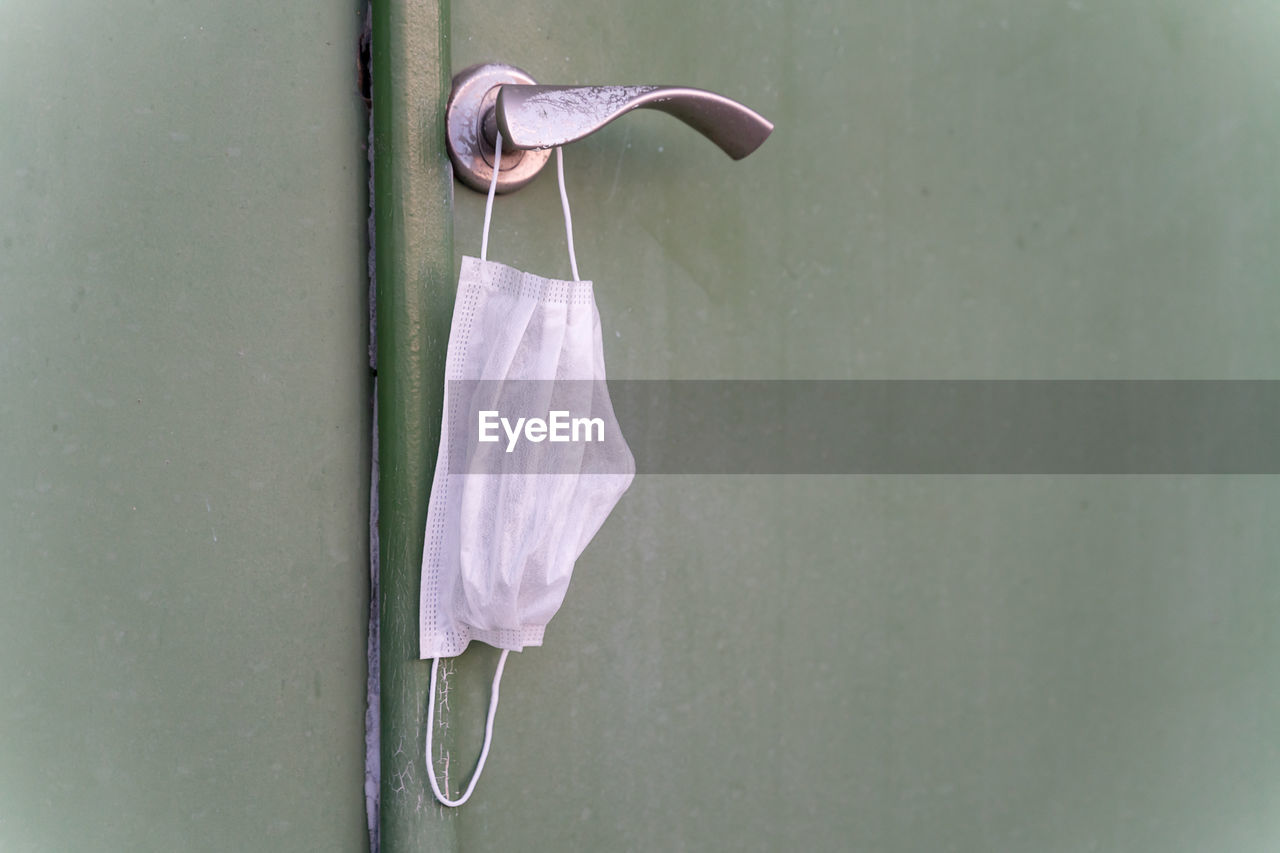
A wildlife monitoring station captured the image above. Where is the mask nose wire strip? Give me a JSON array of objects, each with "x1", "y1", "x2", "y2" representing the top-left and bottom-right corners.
[{"x1": 425, "y1": 649, "x2": 511, "y2": 807}]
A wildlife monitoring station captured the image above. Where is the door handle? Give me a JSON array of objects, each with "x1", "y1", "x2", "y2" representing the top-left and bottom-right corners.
[{"x1": 446, "y1": 63, "x2": 774, "y2": 193}]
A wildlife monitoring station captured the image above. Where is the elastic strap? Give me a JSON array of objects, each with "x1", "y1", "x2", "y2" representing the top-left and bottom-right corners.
[
  {"x1": 479, "y1": 133, "x2": 581, "y2": 281},
  {"x1": 479, "y1": 131, "x2": 503, "y2": 262},
  {"x1": 425, "y1": 649, "x2": 510, "y2": 807},
  {"x1": 556, "y1": 147, "x2": 581, "y2": 281}
]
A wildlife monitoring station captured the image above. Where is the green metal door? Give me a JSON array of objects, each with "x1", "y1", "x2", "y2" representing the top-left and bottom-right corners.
[
  {"x1": 378, "y1": 1, "x2": 1280, "y2": 851},
  {"x1": 6, "y1": 0, "x2": 1273, "y2": 850},
  {"x1": 2, "y1": 2, "x2": 371, "y2": 850}
]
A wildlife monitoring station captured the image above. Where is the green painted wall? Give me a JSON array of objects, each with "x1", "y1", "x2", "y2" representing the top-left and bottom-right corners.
[
  {"x1": 399, "y1": 1, "x2": 1280, "y2": 851},
  {"x1": 0, "y1": 2, "x2": 371, "y2": 851}
]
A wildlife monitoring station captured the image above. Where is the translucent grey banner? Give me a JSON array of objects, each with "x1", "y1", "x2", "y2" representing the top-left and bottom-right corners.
[{"x1": 445, "y1": 381, "x2": 1280, "y2": 475}]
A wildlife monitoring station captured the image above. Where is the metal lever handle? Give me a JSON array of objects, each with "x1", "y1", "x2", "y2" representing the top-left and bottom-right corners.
[
  {"x1": 446, "y1": 63, "x2": 774, "y2": 194},
  {"x1": 492, "y1": 86, "x2": 773, "y2": 161}
]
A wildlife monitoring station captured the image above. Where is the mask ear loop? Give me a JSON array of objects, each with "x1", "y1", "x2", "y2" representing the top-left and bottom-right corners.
[
  {"x1": 479, "y1": 131, "x2": 503, "y2": 262},
  {"x1": 425, "y1": 649, "x2": 510, "y2": 807},
  {"x1": 556, "y1": 146, "x2": 581, "y2": 282},
  {"x1": 479, "y1": 132, "x2": 581, "y2": 282}
]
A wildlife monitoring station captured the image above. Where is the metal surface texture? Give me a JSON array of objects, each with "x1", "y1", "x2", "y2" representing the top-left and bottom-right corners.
[
  {"x1": 446, "y1": 63, "x2": 553, "y2": 193},
  {"x1": 447, "y1": 63, "x2": 773, "y2": 193},
  {"x1": 496, "y1": 84, "x2": 774, "y2": 158}
]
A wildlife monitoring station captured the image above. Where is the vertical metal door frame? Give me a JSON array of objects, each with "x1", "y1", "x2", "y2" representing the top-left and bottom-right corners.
[{"x1": 371, "y1": 0, "x2": 455, "y2": 849}]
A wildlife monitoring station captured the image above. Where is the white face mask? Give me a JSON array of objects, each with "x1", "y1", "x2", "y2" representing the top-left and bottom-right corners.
[{"x1": 419, "y1": 137, "x2": 634, "y2": 806}]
